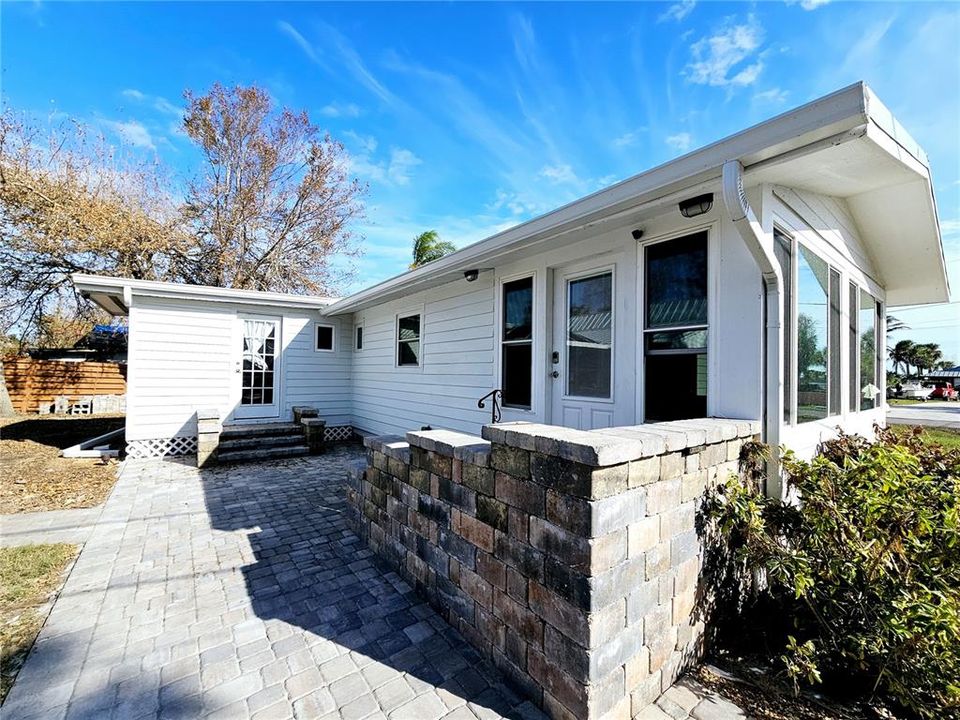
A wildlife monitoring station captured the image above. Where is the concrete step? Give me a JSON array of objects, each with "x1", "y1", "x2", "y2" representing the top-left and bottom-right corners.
[
  {"x1": 220, "y1": 423, "x2": 303, "y2": 441},
  {"x1": 217, "y1": 444, "x2": 311, "y2": 464},
  {"x1": 218, "y1": 433, "x2": 306, "y2": 452}
]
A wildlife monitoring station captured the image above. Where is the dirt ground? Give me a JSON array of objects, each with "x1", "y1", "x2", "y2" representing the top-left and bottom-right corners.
[{"x1": 0, "y1": 415, "x2": 124, "y2": 514}]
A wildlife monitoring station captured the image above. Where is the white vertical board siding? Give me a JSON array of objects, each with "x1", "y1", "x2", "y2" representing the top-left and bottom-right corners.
[
  {"x1": 351, "y1": 275, "x2": 497, "y2": 436},
  {"x1": 126, "y1": 297, "x2": 352, "y2": 442}
]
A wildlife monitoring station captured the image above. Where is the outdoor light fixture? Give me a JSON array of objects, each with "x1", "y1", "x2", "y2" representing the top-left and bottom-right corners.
[
  {"x1": 678, "y1": 193, "x2": 714, "y2": 218},
  {"x1": 463, "y1": 269, "x2": 480, "y2": 282},
  {"x1": 631, "y1": 228, "x2": 644, "y2": 240}
]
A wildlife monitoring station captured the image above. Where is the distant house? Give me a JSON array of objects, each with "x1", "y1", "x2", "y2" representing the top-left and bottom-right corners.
[{"x1": 74, "y1": 82, "x2": 949, "y2": 491}]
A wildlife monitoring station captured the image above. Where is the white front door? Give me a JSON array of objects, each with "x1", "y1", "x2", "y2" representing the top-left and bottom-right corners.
[
  {"x1": 550, "y1": 266, "x2": 624, "y2": 430},
  {"x1": 234, "y1": 315, "x2": 282, "y2": 420}
]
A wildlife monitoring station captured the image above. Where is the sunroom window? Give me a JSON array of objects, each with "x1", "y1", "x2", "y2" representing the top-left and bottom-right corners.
[{"x1": 858, "y1": 289, "x2": 881, "y2": 410}]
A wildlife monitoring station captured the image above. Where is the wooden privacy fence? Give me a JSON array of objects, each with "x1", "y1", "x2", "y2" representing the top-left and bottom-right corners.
[{"x1": 2, "y1": 358, "x2": 126, "y2": 414}]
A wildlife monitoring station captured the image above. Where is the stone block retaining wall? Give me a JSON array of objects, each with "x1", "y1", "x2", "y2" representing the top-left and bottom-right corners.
[{"x1": 346, "y1": 418, "x2": 760, "y2": 720}]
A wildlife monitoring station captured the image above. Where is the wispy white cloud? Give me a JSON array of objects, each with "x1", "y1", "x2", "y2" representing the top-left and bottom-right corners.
[
  {"x1": 386, "y1": 148, "x2": 421, "y2": 186},
  {"x1": 753, "y1": 88, "x2": 789, "y2": 104},
  {"x1": 612, "y1": 130, "x2": 645, "y2": 148},
  {"x1": 102, "y1": 119, "x2": 156, "y2": 150},
  {"x1": 121, "y1": 88, "x2": 146, "y2": 101},
  {"x1": 685, "y1": 15, "x2": 765, "y2": 87},
  {"x1": 320, "y1": 102, "x2": 361, "y2": 118},
  {"x1": 787, "y1": 0, "x2": 831, "y2": 9},
  {"x1": 539, "y1": 163, "x2": 578, "y2": 184},
  {"x1": 277, "y1": 20, "x2": 323, "y2": 67},
  {"x1": 665, "y1": 132, "x2": 693, "y2": 153},
  {"x1": 346, "y1": 139, "x2": 422, "y2": 187},
  {"x1": 659, "y1": 0, "x2": 696, "y2": 23}
]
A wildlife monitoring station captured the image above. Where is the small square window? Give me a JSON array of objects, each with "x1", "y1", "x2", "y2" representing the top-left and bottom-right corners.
[
  {"x1": 355, "y1": 326, "x2": 363, "y2": 351},
  {"x1": 315, "y1": 324, "x2": 334, "y2": 352}
]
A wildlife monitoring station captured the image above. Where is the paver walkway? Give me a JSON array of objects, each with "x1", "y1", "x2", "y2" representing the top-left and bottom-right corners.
[
  {"x1": 0, "y1": 506, "x2": 103, "y2": 547},
  {"x1": 3, "y1": 446, "x2": 545, "y2": 720}
]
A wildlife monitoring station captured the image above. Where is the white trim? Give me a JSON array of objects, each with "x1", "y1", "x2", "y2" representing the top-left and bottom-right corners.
[{"x1": 315, "y1": 322, "x2": 336, "y2": 353}]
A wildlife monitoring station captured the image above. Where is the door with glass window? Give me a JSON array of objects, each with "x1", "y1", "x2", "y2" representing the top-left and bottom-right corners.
[
  {"x1": 550, "y1": 267, "x2": 626, "y2": 430},
  {"x1": 234, "y1": 315, "x2": 281, "y2": 420}
]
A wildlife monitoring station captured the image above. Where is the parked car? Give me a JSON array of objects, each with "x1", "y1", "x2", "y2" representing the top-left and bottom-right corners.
[
  {"x1": 897, "y1": 382, "x2": 934, "y2": 401},
  {"x1": 930, "y1": 382, "x2": 958, "y2": 401}
]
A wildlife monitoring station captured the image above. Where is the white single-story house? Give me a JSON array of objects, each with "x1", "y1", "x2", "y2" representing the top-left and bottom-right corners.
[{"x1": 74, "y1": 82, "x2": 949, "y2": 493}]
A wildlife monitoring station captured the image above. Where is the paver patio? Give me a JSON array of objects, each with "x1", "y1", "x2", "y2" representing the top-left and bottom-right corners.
[
  {"x1": 3, "y1": 444, "x2": 746, "y2": 720},
  {"x1": 3, "y1": 446, "x2": 545, "y2": 720},
  {"x1": 0, "y1": 506, "x2": 103, "y2": 547}
]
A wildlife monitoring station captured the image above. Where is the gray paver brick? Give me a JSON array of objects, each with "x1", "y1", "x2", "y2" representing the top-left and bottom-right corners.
[{"x1": 3, "y1": 449, "x2": 556, "y2": 720}]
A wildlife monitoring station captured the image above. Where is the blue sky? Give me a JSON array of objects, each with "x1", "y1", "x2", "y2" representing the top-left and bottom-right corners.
[{"x1": 3, "y1": 1, "x2": 958, "y2": 361}]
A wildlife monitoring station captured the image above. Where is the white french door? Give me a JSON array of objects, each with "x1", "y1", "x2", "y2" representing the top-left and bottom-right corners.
[
  {"x1": 550, "y1": 265, "x2": 629, "y2": 430},
  {"x1": 234, "y1": 315, "x2": 281, "y2": 420}
]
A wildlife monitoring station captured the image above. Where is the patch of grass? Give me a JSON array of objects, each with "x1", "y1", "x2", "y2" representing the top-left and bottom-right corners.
[
  {"x1": 888, "y1": 398, "x2": 923, "y2": 406},
  {"x1": 892, "y1": 425, "x2": 960, "y2": 451},
  {"x1": 0, "y1": 414, "x2": 122, "y2": 513},
  {"x1": 0, "y1": 543, "x2": 78, "y2": 704}
]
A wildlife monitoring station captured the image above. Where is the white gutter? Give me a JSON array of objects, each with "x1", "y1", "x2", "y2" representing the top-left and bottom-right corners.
[{"x1": 721, "y1": 160, "x2": 783, "y2": 499}]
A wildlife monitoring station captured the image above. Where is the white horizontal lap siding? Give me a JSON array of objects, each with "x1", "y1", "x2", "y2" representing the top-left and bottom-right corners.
[
  {"x1": 351, "y1": 277, "x2": 496, "y2": 436},
  {"x1": 281, "y1": 314, "x2": 352, "y2": 426},
  {"x1": 127, "y1": 299, "x2": 234, "y2": 441}
]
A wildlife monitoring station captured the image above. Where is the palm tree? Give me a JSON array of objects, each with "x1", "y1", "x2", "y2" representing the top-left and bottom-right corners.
[
  {"x1": 410, "y1": 230, "x2": 456, "y2": 269},
  {"x1": 886, "y1": 314, "x2": 909, "y2": 336},
  {"x1": 914, "y1": 343, "x2": 943, "y2": 377},
  {"x1": 889, "y1": 339, "x2": 914, "y2": 376}
]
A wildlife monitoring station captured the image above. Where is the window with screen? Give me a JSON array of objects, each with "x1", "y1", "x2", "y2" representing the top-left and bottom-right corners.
[
  {"x1": 397, "y1": 314, "x2": 421, "y2": 366},
  {"x1": 501, "y1": 277, "x2": 533, "y2": 409},
  {"x1": 644, "y1": 231, "x2": 708, "y2": 422}
]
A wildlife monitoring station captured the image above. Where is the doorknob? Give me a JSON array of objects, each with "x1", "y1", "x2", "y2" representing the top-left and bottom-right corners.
[{"x1": 551, "y1": 370, "x2": 560, "y2": 379}]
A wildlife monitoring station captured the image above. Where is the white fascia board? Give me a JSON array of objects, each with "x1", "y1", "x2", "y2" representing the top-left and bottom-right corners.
[
  {"x1": 73, "y1": 274, "x2": 339, "y2": 312},
  {"x1": 325, "y1": 83, "x2": 872, "y2": 316}
]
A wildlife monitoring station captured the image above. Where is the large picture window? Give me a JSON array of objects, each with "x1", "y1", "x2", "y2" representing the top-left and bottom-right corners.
[
  {"x1": 501, "y1": 277, "x2": 533, "y2": 409},
  {"x1": 644, "y1": 231, "x2": 708, "y2": 422},
  {"x1": 397, "y1": 313, "x2": 421, "y2": 367}
]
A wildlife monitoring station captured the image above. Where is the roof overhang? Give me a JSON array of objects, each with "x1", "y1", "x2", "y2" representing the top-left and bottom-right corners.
[
  {"x1": 73, "y1": 274, "x2": 339, "y2": 316},
  {"x1": 325, "y1": 81, "x2": 947, "y2": 315}
]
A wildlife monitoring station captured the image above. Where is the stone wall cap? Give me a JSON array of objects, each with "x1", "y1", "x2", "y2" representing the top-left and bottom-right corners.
[
  {"x1": 481, "y1": 417, "x2": 761, "y2": 465},
  {"x1": 406, "y1": 429, "x2": 491, "y2": 466},
  {"x1": 301, "y1": 417, "x2": 327, "y2": 427},
  {"x1": 363, "y1": 434, "x2": 411, "y2": 461},
  {"x1": 196, "y1": 408, "x2": 220, "y2": 421}
]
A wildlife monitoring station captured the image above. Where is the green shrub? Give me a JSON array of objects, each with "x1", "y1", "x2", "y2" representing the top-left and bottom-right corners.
[{"x1": 707, "y1": 427, "x2": 960, "y2": 717}]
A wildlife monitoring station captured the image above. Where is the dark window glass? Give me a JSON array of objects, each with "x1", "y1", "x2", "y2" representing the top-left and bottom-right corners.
[
  {"x1": 645, "y1": 354, "x2": 707, "y2": 422},
  {"x1": 774, "y1": 230, "x2": 793, "y2": 423},
  {"x1": 796, "y1": 245, "x2": 829, "y2": 423},
  {"x1": 646, "y1": 231, "x2": 708, "y2": 328},
  {"x1": 644, "y1": 232, "x2": 708, "y2": 422},
  {"x1": 502, "y1": 277, "x2": 533, "y2": 408},
  {"x1": 849, "y1": 282, "x2": 858, "y2": 412},
  {"x1": 567, "y1": 273, "x2": 612, "y2": 398},
  {"x1": 316, "y1": 325, "x2": 334, "y2": 351},
  {"x1": 398, "y1": 314, "x2": 421, "y2": 366},
  {"x1": 860, "y1": 290, "x2": 877, "y2": 410},
  {"x1": 829, "y1": 268, "x2": 841, "y2": 416},
  {"x1": 356, "y1": 326, "x2": 363, "y2": 350}
]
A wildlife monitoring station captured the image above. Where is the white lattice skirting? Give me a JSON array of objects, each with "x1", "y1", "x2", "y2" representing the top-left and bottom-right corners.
[
  {"x1": 325, "y1": 425, "x2": 355, "y2": 442},
  {"x1": 127, "y1": 437, "x2": 198, "y2": 459}
]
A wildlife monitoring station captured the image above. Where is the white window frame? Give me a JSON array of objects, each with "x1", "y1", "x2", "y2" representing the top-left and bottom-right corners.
[
  {"x1": 354, "y1": 321, "x2": 364, "y2": 352},
  {"x1": 499, "y1": 273, "x2": 536, "y2": 411},
  {"x1": 395, "y1": 309, "x2": 424, "y2": 369},
  {"x1": 315, "y1": 322, "x2": 336, "y2": 353}
]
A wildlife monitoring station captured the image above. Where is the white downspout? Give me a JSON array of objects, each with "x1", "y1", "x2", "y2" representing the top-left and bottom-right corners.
[{"x1": 721, "y1": 160, "x2": 783, "y2": 499}]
